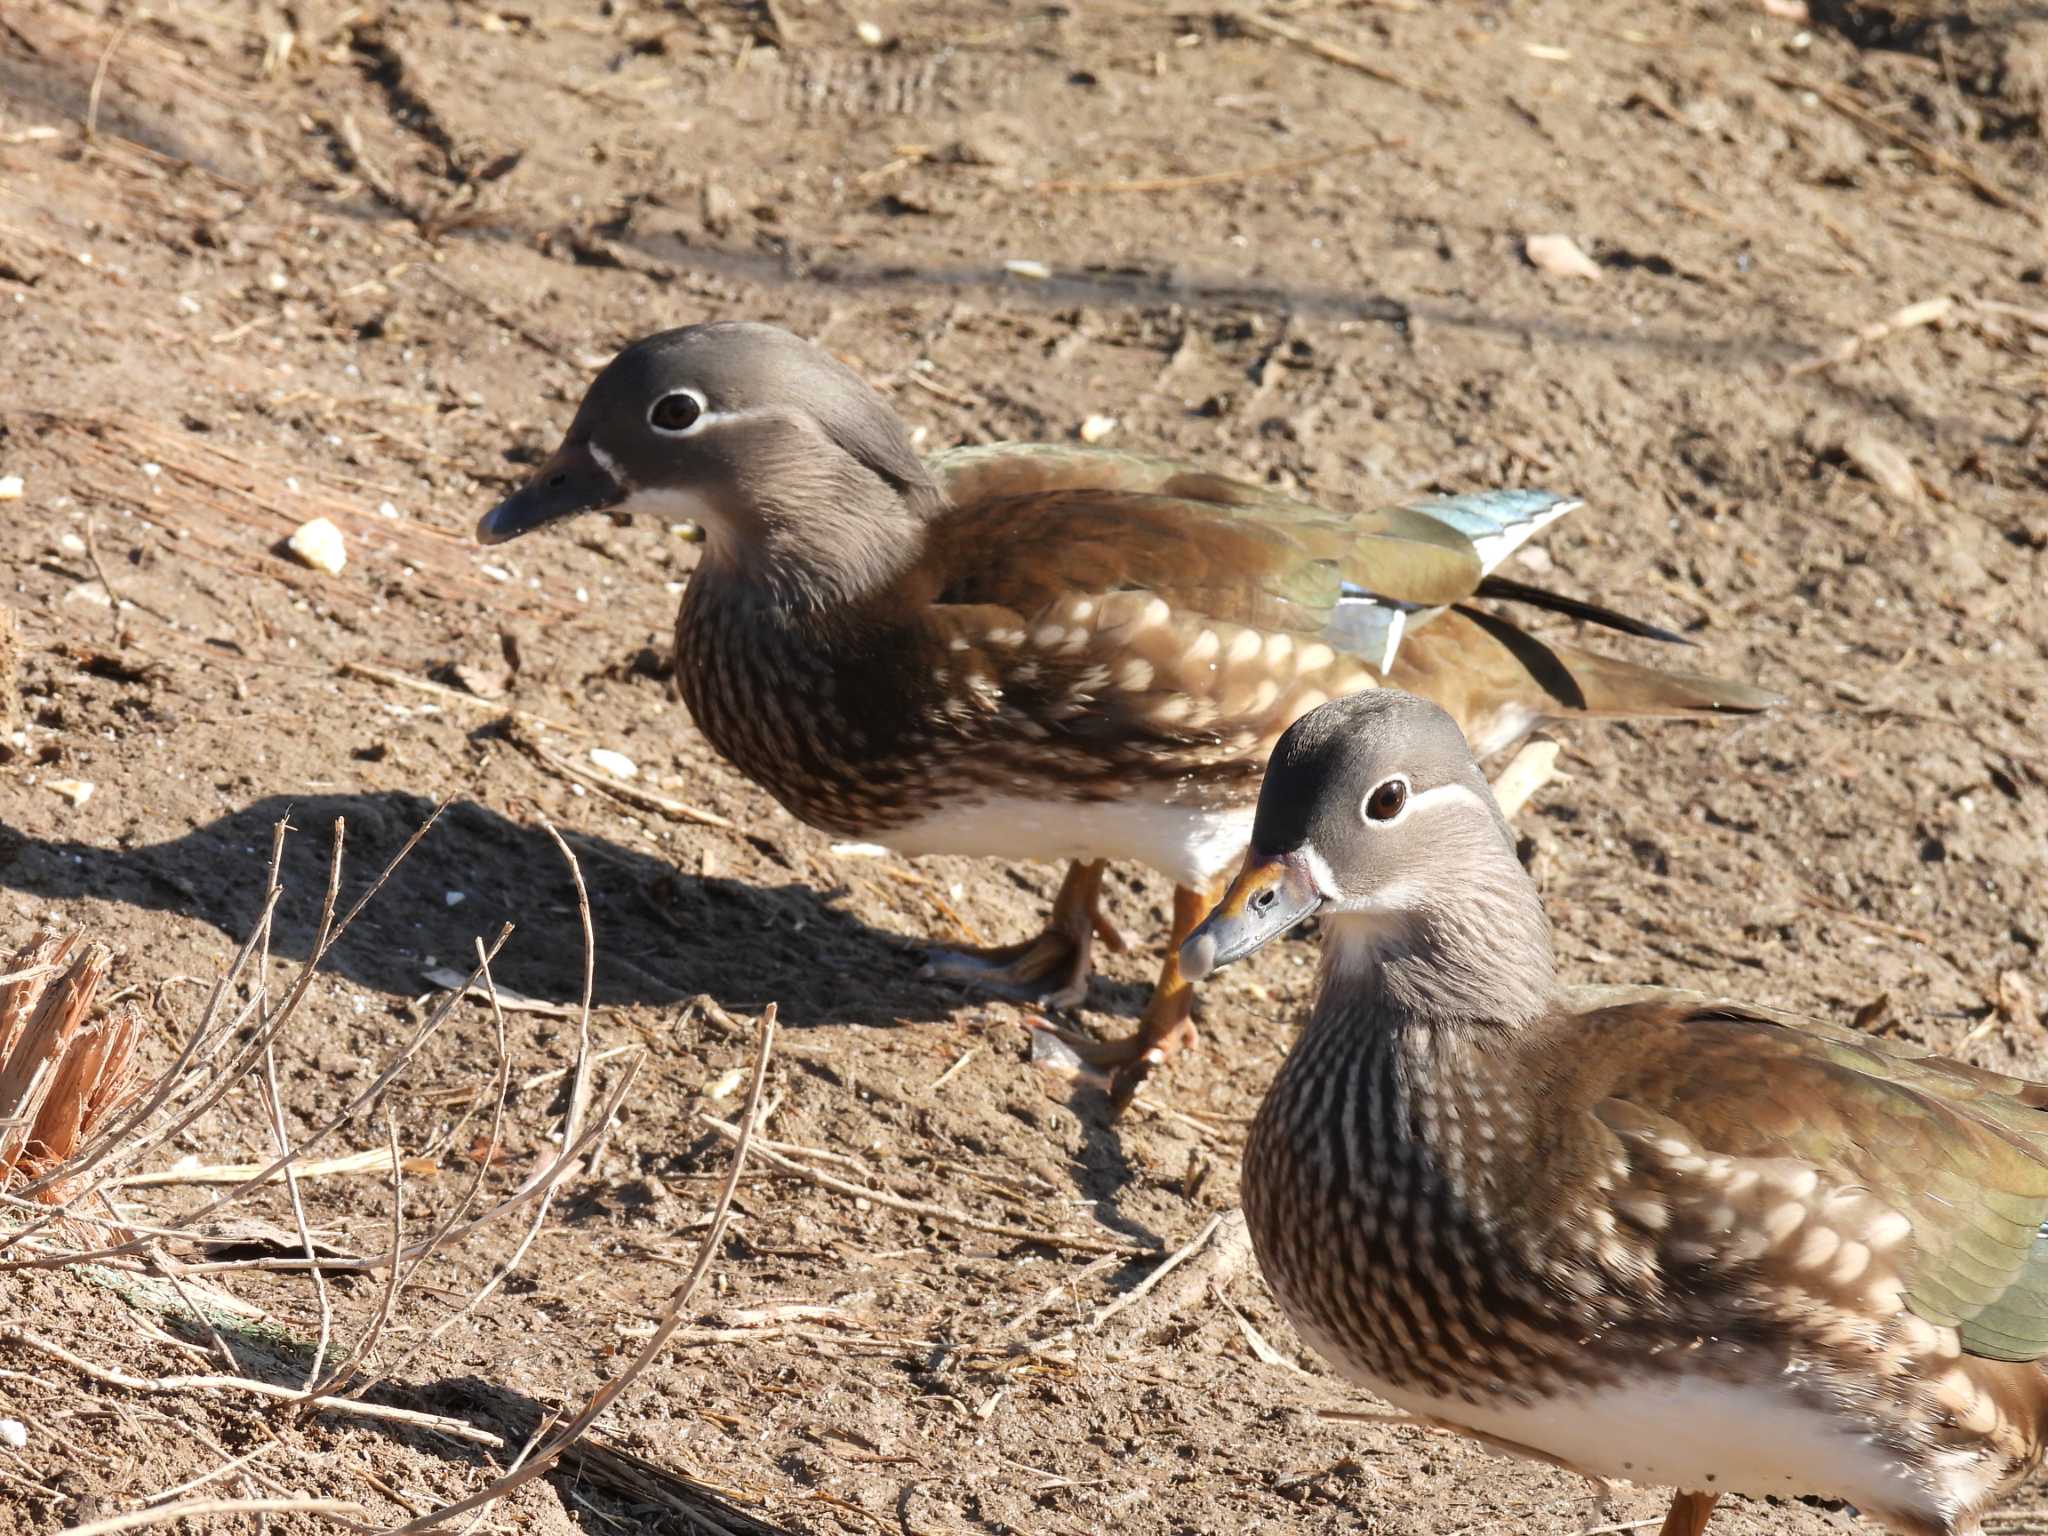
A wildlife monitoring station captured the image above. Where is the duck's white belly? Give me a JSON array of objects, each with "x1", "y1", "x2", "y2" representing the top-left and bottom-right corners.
[
  {"x1": 1294, "y1": 1303, "x2": 1963, "y2": 1528},
  {"x1": 885, "y1": 794, "x2": 1253, "y2": 889}
]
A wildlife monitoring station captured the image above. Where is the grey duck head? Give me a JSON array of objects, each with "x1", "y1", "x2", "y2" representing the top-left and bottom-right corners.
[
  {"x1": 479, "y1": 322, "x2": 944, "y2": 609},
  {"x1": 1181, "y1": 691, "x2": 1553, "y2": 1024}
]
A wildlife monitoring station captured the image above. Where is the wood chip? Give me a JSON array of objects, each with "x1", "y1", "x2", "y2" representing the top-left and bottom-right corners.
[
  {"x1": 286, "y1": 516, "x2": 348, "y2": 574},
  {"x1": 1842, "y1": 433, "x2": 1922, "y2": 504},
  {"x1": 47, "y1": 778, "x2": 95, "y2": 807},
  {"x1": 423, "y1": 965, "x2": 581, "y2": 1018},
  {"x1": 1525, "y1": 233, "x2": 1603, "y2": 281}
]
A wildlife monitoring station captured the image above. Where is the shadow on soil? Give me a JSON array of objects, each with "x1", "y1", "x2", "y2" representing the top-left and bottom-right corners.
[
  {"x1": 158, "y1": 1299, "x2": 802, "y2": 1535},
  {"x1": 0, "y1": 791, "x2": 976, "y2": 1029}
]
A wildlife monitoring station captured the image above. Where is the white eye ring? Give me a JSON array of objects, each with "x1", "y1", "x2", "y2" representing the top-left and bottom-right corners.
[
  {"x1": 648, "y1": 389, "x2": 710, "y2": 436},
  {"x1": 1360, "y1": 775, "x2": 1411, "y2": 826}
]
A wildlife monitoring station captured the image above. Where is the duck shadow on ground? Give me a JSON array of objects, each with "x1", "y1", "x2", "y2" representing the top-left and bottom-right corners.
[
  {"x1": 139, "y1": 1290, "x2": 800, "y2": 1536},
  {"x1": 2, "y1": 792, "x2": 1193, "y2": 1229},
  {"x1": 0, "y1": 791, "x2": 980, "y2": 1030}
]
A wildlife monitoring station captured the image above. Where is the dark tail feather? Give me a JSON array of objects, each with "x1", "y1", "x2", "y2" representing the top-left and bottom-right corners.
[
  {"x1": 1475, "y1": 575, "x2": 1693, "y2": 647},
  {"x1": 1454, "y1": 606, "x2": 1783, "y2": 717}
]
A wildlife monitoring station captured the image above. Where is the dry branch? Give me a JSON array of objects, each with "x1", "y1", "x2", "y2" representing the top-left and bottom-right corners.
[
  {"x1": 382, "y1": 1004, "x2": 781, "y2": 1534},
  {"x1": 1766, "y1": 72, "x2": 2035, "y2": 220},
  {"x1": 0, "y1": 804, "x2": 656, "y2": 1481},
  {"x1": 1787, "y1": 295, "x2": 1953, "y2": 379},
  {"x1": 507, "y1": 720, "x2": 735, "y2": 828},
  {"x1": 63, "y1": 1497, "x2": 366, "y2": 1536},
  {"x1": 0, "y1": 1326, "x2": 506, "y2": 1447},
  {"x1": 701, "y1": 1116, "x2": 1154, "y2": 1256},
  {"x1": 1231, "y1": 11, "x2": 1457, "y2": 107}
]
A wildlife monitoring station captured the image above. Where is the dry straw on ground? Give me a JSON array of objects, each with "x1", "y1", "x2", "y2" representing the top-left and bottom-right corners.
[
  {"x1": 0, "y1": 803, "x2": 773, "y2": 1533},
  {"x1": 0, "y1": 931, "x2": 148, "y2": 1211}
]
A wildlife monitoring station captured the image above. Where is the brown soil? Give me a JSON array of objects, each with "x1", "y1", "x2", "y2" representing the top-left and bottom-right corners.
[{"x1": 2, "y1": 1, "x2": 2047, "y2": 1531}]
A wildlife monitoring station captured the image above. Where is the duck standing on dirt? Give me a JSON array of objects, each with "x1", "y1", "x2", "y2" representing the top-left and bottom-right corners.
[
  {"x1": 1181, "y1": 688, "x2": 2048, "y2": 1536},
  {"x1": 478, "y1": 320, "x2": 1775, "y2": 1104}
]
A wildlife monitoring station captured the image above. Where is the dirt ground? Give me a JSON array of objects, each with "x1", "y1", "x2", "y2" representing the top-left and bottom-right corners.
[{"x1": 2, "y1": 0, "x2": 2046, "y2": 1531}]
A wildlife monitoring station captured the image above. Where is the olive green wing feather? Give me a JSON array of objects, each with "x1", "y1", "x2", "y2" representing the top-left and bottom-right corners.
[
  {"x1": 1576, "y1": 988, "x2": 2048, "y2": 1363},
  {"x1": 925, "y1": 442, "x2": 1504, "y2": 634}
]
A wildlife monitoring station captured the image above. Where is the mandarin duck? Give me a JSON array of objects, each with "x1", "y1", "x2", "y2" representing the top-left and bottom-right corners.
[
  {"x1": 1181, "y1": 689, "x2": 2048, "y2": 1536},
  {"x1": 478, "y1": 321, "x2": 1775, "y2": 1103}
]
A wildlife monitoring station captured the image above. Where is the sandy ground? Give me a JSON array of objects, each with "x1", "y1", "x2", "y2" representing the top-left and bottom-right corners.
[{"x1": 2, "y1": 0, "x2": 2046, "y2": 1531}]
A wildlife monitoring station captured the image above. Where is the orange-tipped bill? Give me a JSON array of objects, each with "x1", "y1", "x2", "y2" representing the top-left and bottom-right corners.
[{"x1": 1179, "y1": 851, "x2": 1323, "y2": 982}]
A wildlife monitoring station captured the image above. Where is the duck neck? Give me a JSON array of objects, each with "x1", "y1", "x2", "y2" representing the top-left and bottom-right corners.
[
  {"x1": 1314, "y1": 874, "x2": 1557, "y2": 1041},
  {"x1": 699, "y1": 473, "x2": 945, "y2": 621}
]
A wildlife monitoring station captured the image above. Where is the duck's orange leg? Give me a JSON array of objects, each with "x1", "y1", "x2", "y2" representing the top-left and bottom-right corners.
[
  {"x1": 921, "y1": 859, "x2": 1125, "y2": 1009},
  {"x1": 1059, "y1": 879, "x2": 1225, "y2": 1111}
]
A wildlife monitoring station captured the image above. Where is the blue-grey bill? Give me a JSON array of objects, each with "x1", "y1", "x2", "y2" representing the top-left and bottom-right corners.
[{"x1": 1179, "y1": 853, "x2": 1323, "y2": 982}]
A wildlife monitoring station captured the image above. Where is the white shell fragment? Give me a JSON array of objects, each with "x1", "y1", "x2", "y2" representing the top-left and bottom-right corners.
[
  {"x1": 1842, "y1": 433, "x2": 1922, "y2": 504},
  {"x1": 48, "y1": 779, "x2": 95, "y2": 808},
  {"x1": 1079, "y1": 415, "x2": 1118, "y2": 444},
  {"x1": 1525, "y1": 233, "x2": 1604, "y2": 281},
  {"x1": 1003, "y1": 258, "x2": 1052, "y2": 281},
  {"x1": 589, "y1": 748, "x2": 639, "y2": 780},
  {"x1": 287, "y1": 516, "x2": 347, "y2": 574},
  {"x1": 0, "y1": 475, "x2": 22, "y2": 500},
  {"x1": 0, "y1": 1418, "x2": 25, "y2": 1449}
]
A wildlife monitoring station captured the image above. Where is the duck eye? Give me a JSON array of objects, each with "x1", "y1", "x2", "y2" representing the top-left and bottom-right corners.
[
  {"x1": 649, "y1": 391, "x2": 705, "y2": 434},
  {"x1": 1364, "y1": 779, "x2": 1408, "y2": 823}
]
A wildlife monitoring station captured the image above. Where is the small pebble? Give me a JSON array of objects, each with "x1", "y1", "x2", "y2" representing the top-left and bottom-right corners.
[
  {"x1": 0, "y1": 475, "x2": 22, "y2": 500},
  {"x1": 0, "y1": 1419, "x2": 25, "y2": 1450},
  {"x1": 444, "y1": 890, "x2": 466, "y2": 907},
  {"x1": 1003, "y1": 258, "x2": 1052, "y2": 280},
  {"x1": 287, "y1": 516, "x2": 347, "y2": 574},
  {"x1": 1525, "y1": 233, "x2": 1604, "y2": 281},
  {"x1": 1079, "y1": 415, "x2": 1118, "y2": 444},
  {"x1": 589, "y1": 748, "x2": 639, "y2": 780},
  {"x1": 854, "y1": 19, "x2": 885, "y2": 46}
]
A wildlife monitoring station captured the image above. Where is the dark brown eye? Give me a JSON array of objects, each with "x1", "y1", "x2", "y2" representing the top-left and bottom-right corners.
[
  {"x1": 649, "y1": 391, "x2": 704, "y2": 433},
  {"x1": 1364, "y1": 779, "x2": 1408, "y2": 822}
]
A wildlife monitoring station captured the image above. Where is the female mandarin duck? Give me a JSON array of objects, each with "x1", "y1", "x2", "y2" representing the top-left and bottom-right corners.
[
  {"x1": 1182, "y1": 690, "x2": 2048, "y2": 1536},
  {"x1": 478, "y1": 321, "x2": 1774, "y2": 1104}
]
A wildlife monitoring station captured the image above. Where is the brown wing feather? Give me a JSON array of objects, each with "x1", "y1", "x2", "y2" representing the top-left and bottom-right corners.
[
  {"x1": 1525, "y1": 996, "x2": 2048, "y2": 1364},
  {"x1": 904, "y1": 448, "x2": 1770, "y2": 777}
]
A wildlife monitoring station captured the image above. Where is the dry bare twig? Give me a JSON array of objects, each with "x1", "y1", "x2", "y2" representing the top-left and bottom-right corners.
[
  {"x1": 509, "y1": 723, "x2": 735, "y2": 828},
  {"x1": 1765, "y1": 72, "x2": 2035, "y2": 221},
  {"x1": 64, "y1": 1497, "x2": 366, "y2": 1536},
  {"x1": 1232, "y1": 11, "x2": 1457, "y2": 108},
  {"x1": 0, "y1": 1326, "x2": 505, "y2": 1447},
  {"x1": 700, "y1": 1117, "x2": 1154, "y2": 1257},
  {"x1": 382, "y1": 1004, "x2": 781, "y2": 1534}
]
